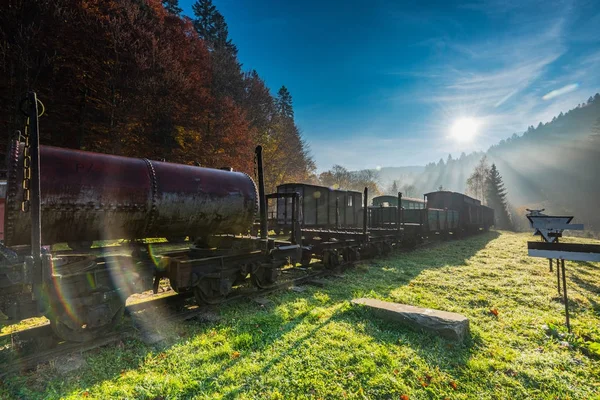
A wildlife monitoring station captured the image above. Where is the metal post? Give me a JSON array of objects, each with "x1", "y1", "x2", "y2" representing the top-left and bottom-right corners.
[
  {"x1": 362, "y1": 187, "x2": 368, "y2": 239},
  {"x1": 397, "y1": 192, "x2": 403, "y2": 232},
  {"x1": 294, "y1": 193, "x2": 301, "y2": 247},
  {"x1": 283, "y1": 194, "x2": 287, "y2": 228},
  {"x1": 28, "y1": 92, "x2": 43, "y2": 299},
  {"x1": 549, "y1": 258, "x2": 553, "y2": 272},
  {"x1": 315, "y1": 197, "x2": 318, "y2": 227},
  {"x1": 255, "y1": 146, "x2": 268, "y2": 241},
  {"x1": 291, "y1": 195, "x2": 296, "y2": 244},
  {"x1": 420, "y1": 197, "x2": 424, "y2": 232},
  {"x1": 335, "y1": 197, "x2": 339, "y2": 229},
  {"x1": 561, "y1": 259, "x2": 570, "y2": 332},
  {"x1": 556, "y1": 259, "x2": 561, "y2": 295}
]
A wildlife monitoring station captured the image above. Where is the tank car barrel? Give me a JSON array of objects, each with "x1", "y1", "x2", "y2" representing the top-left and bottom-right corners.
[{"x1": 4, "y1": 145, "x2": 258, "y2": 246}]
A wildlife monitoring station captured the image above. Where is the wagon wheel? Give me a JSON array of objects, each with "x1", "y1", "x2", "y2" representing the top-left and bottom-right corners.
[
  {"x1": 323, "y1": 250, "x2": 340, "y2": 270},
  {"x1": 383, "y1": 242, "x2": 393, "y2": 255},
  {"x1": 300, "y1": 251, "x2": 312, "y2": 267},
  {"x1": 343, "y1": 247, "x2": 358, "y2": 264},
  {"x1": 194, "y1": 277, "x2": 232, "y2": 305},
  {"x1": 50, "y1": 303, "x2": 125, "y2": 343},
  {"x1": 251, "y1": 264, "x2": 278, "y2": 289}
]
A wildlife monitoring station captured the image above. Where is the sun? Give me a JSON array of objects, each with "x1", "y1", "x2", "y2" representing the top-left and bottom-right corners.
[{"x1": 450, "y1": 118, "x2": 478, "y2": 142}]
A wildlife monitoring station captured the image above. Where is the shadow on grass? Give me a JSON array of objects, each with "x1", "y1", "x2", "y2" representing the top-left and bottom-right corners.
[
  {"x1": 4, "y1": 231, "x2": 499, "y2": 398},
  {"x1": 335, "y1": 304, "x2": 482, "y2": 370}
]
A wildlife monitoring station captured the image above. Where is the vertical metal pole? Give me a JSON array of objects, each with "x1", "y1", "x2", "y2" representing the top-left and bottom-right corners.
[
  {"x1": 549, "y1": 258, "x2": 553, "y2": 272},
  {"x1": 291, "y1": 195, "x2": 296, "y2": 244},
  {"x1": 561, "y1": 259, "x2": 570, "y2": 332},
  {"x1": 294, "y1": 193, "x2": 301, "y2": 247},
  {"x1": 420, "y1": 196, "x2": 424, "y2": 231},
  {"x1": 362, "y1": 187, "x2": 368, "y2": 238},
  {"x1": 255, "y1": 146, "x2": 268, "y2": 240},
  {"x1": 397, "y1": 192, "x2": 403, "y2": 232},
  {"x1": 335, "y1": 197, "x2": 339, "y2": 229},
  {"x1": 28, "y1": 92, "x2": 43, "y2": 299},
  {"x1": 283, "y1": 194, "x2": 288, "y2": 228},
  {"x1": 445, "y1": 208, "x2": 448, "y2": 233},
  {"x1": 315, "y1": 197, "x2": 318, "y2": 227},
  {"x1": 556, "y1": 259, "x2": 561, "y2": 295}
]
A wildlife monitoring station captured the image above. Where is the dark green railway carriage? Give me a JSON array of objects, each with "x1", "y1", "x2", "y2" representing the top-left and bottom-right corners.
[
  {"x1": 275, "y1": 183, "x2": 362, "y2": 228},
  {"x1": 481, "y1": 205, "x2": 495, "y2": 230},
  {"x1": 424, "y1": 191, "x2": 492, "y2": 232}
]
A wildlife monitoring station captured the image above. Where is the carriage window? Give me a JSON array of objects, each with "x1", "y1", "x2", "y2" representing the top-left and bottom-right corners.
[{"x1": 347, "y1": 196, "x2": 353, "y2": 207}]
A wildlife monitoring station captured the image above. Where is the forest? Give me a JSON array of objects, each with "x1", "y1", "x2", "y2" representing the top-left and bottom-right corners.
[{"x1": 0, "y1": 0, "x2": 315, "y2": 193}]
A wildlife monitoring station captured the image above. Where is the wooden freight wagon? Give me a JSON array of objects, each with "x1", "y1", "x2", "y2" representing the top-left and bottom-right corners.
[
  {"x1": 425, "y1": 191, "x2": 486, "y2": 232},
  {"x1": 275, "y1": 183, "x2": 362, "y2": 229}
]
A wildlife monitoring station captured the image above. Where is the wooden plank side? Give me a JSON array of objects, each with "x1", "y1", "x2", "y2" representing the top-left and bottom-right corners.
[{"x1": 528, "y1": 241, "x2": 600, "y2": 262}]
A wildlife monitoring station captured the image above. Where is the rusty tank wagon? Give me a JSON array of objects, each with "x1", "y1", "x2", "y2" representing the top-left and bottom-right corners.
[
  {"x1": 4, "y1": 144, "x2": 258, "y2": 247},
  {"x1": 0, "y1": 93, "x2": 301, "y2": 342}
]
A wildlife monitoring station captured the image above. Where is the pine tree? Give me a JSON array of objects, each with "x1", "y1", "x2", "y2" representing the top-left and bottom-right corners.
[
  {"x1": 192, "y1": 0, "x2": 219, "y2": 46},
  {"x1": 192, "y1": 0, "x2": 243, "y2": 102},
  {"x1": 276, "y1": 86, "x2": 294, "y2": 119},
  {"x1": 486, "y1": 164, "x2": 512, "y2": 230},
  {"x1": 391, "y1": 180, "x2": 398, "y2": 195},
  {"x1": 162, "y1": 0, "x2": 182, "y2": 15}
]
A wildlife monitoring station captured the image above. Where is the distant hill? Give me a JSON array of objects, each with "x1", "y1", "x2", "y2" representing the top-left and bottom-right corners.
[
  {"x1": 375, "y1": 166, "x2": 425, "y2": 188},
  {"x1": 362, "y1": 93, "x2": 600, "y2": 232},
  {"x1": 485, "y1": 94, "x2": 600, "y2": 231}
]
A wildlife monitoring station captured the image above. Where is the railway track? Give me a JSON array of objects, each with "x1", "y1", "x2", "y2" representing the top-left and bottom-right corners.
[{"x1": 0, "y1": 264, "x2": 334, "y2": 377}]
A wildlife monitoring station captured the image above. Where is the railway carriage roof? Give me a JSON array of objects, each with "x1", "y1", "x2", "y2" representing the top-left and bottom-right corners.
[
  {"x1": 424, "y1": 190, "x2": 480, "y2": 203},
  {"x1": 373, "y1": 195, "x2": 424, "y2": 203},
  {"x1": 277, "y1": 183, "x2": 362, "y2": 194}
]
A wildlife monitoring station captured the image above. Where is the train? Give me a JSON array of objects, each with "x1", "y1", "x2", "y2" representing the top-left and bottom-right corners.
[
  {"x1": 269, "y1": 183, "x2": 494, "y2": 265},
  {"x1": 0, "y1": 93, "x2": 494, "y2": 342}
]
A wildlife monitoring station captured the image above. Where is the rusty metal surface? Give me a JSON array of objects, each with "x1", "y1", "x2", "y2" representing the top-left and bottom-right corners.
[
  {"x1": 5, "y1": 144, "x2": 257, "y2": 246},
  {"x1": 147, "y1": 159, "x2": 258, "y2": 239}
]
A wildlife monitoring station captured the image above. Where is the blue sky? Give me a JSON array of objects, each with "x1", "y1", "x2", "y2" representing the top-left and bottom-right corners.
[{"x1": 179, "y1": 0, "x2": 600, "y2": 171}]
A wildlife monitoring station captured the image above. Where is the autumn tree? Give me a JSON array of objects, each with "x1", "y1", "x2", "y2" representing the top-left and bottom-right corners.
[
  {"x1": 1, "y1": 0, "x2": 314, "y2": 185},
  {"x1": 319, "y1": 166, "x2": 381, "y2": 198},
  {"x1": 466, "y1": 156, "x2": 490, "y2": 203},
  {"x1": 319, "y1": 165, "x2": 352, "y2": 189}
]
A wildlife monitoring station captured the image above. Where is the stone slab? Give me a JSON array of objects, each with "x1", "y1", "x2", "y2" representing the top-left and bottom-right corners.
[
  {"x1": 54, "y1": 353, "x2": 87, "y2": 374},
  {"x1": 351, "y1": 298, "x2": 470, "y2": 342}
]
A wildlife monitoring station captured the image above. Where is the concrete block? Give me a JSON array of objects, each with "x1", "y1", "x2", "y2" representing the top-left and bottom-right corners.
[{"x1": 351, "y1": 298, "x2": 469, "y2": 342}]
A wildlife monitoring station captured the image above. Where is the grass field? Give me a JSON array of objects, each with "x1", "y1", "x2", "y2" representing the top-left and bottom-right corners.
[{"x1": 2, "y1": 231, "x2": 600, "y2": 399}]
